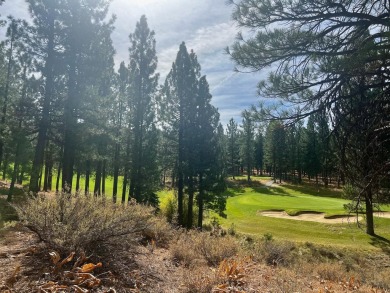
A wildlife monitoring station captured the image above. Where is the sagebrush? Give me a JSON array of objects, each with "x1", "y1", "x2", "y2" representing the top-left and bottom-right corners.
[
  {"x1": 171, "y1": 230, "x2": 238, "y2": 267},
  {"x1": 15, "y1": 192, "x2": 154, "y2": 253}
]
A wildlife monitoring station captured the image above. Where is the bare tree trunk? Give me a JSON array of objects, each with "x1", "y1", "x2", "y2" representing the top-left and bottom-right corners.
[
  {"x1": 56, "y1": 163, "x2": 61, "y2": 192},
  {"x1": 197, "y1": 173, "x2": 204, "y2": 229},
  {"x1": 76, "y1": 166, "x2": 81, "y2": 193},
  {"x1": 102, "y1": 160, "x2": 106, "y2": 195},
  {"x1": 94, "y1": 160, "x2": 102, "y2": 196},
  {"x1": 187, "y1": 175, "x2": 194, "y2": 229},
  {"x1": 85, "y1": 160, "x2": 90, "y2": 195},
  {"x1": 365, "y1": 188, "x2": 375, "y2": 235}
]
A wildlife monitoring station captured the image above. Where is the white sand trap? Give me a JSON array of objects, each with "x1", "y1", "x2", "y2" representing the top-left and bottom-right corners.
[
  {"x1": 259, "y1": 211, "x2": 362, "y2": 224},
  {"x1": 259, "y1": 211, "x2": 390, "y2": 223},
  {"x1": 373, "y1": 212, "x2": 390, "y2": 219}
]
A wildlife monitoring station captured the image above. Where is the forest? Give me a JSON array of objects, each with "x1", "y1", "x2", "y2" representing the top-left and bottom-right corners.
[
  {"x1": 0, "y1": 0, "x2": 388, "y2": 233},
  {"x1": 0, "y1": 0, "x2": 390, "y2": 291}
]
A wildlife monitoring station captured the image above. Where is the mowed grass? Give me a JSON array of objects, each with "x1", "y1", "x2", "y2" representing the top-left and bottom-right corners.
[{"x1": 217, "y1": 177, "x2": 390, "y2": 249}]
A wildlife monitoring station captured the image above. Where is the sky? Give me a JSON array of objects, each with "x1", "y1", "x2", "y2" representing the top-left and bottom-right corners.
[{"x1": 0, "y1": 0, "x2": 264, "y2": 126}]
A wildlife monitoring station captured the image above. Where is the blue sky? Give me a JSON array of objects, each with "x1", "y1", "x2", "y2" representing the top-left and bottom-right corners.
[{"x1": 0, "y1": 0, "x2": 264, "y2": 126}]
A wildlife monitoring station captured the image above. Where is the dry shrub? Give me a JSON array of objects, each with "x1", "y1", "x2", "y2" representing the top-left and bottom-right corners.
[
  {"x1": 256, "y1": 239, "x2": 296, "y2": 266},
  {"x1": 142, "y1": 215, "x2": 176, "y2": 247},
  {"x1": 181, "y1": 266, "x2": 223, "y2": 293},
  {"x1": 364, "y1": 267, "x2": 390, "y2": 290},
  {"x1": 170, "y1": 232, "x2": 203, "y2": 267},
  {"x1": 316, "y1": 262, "x2": 345, "y2": 282},
  {"x1": 171, "y1": 231, "x2": 238, "y2": 267},
  {"x1": 15, "y1": 192, "x2": 154, "y2": 253},
  {"x1": 197, "y1": 233, "x2": 238, "y2": 266}
]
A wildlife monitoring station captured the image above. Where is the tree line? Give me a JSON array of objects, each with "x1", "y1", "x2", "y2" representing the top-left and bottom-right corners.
[
  {"x1": 227, "y1": 0, "x2": 390, "y2": 236},
  {"x1": 0, "y1": 0, "x2": 225, "y2": 229},
  {"x1": 1, "y1": 0, "x2": 389, "y2": 236}
]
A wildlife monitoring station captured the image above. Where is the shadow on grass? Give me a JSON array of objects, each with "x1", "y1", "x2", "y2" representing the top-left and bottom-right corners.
[
  {"x1": 370, "y1": 234, "x2": 390, "y2": 255},
  {"x1": 282, "y1": 183, "x2": 343, "y2": 198},
  {"x1": 252, "y1": 185, "x2": 293, "y2": 197}
]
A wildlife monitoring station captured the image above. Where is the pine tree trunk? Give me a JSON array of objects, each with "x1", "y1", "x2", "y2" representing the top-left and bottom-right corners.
[
  {"x1": 76, "y1": 166, "x2": 81, "y2": 192},
  {"x1": 0, "y1": 23, "x2": 15, "y2": 171},
  {"x1": 29, "y1": 10, "x2": 55, "y2": 195},
  {"x1": 2, "y1": 153, "x2": 8, "y2": 180},
  {"x1": 62, "y1": 49, "x2": 77, "y2": 192},
  {"x1": 197, "y1": 173, "x2": 204, "y2": 229},
  {"x1": 129, "y1": 172, "x2": 135, "y2": 201},
  {"x1": 8, "y1": 127, "x2": 22, "y2": 201},
  {"x1": 56, "y1": 163, "x2": 61, "y2": 192},
  {"x1": 187, "y1": 176, "x2": 194, "y2": 229},
  {"x1": 94, "y1": 160, "x2": 102, "y2": 196},
  {"x1": 43, "y1": 144, "x2": 53, "y2": 192},
  {"x1": 122, "y1": 134, "x2": 131, "y2": 204},
  {"x1": 43, "y1": 162, "x2": 49, "y2": 192},
  {"x1": 85, "y1": 160, "x2": 90, "y2": 195},
  {"x1": 17, "y1": 167, "x2": 24, "y2": 185},
  {"x1": 113, "y1": 143, "x2": 120, "y2": 203},
  {"x1": 365, "y1": 188, "x2": 375, "y2": 235},
  {"x1": 38, "y1": 165, "x2": 43, "y2": 191},
  {"x1": 122, "y1": 171, "x2": 128, "y2": 203},
  {"x1": 177, "y1": 98, "x2": 184, "y2": 226},
  {"x1": 8, "y1": 158, "x2": 19, "y2": 202},
  {"x1": 102, "y1": 160, "x2": 106, "y2": 195}
]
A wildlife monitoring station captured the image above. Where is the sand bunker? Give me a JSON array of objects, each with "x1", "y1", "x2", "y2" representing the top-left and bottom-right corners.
[{"x1": 259, "y1": 211, "x2": 390, "y2": 224}]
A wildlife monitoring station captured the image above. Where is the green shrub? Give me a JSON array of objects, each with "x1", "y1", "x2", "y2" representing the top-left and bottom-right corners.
[
  {"x1": 15, "y1": 192, "x2": 154, "y2": 254},
  {"x1": 160, "y1": 192, "x2": 177, "y2": 223},
  {"x1": 160, "y1": 192, "x2": 199, "y2": 227}
]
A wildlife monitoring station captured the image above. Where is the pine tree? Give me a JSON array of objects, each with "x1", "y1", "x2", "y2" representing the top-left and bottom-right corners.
[
  {"x1": 254, "y1": 130, "x2": 264, "y2": 176},
  {"x1": 226, "y1": 118, "x2": 240, "y2": 179},
  {"x1": 112, "y1": 61, "x2": 128, "y2": 203},
  {"x1": 160, "y1": 42, "x2": 223, "y2": 227},
  {"x1": 127, "y1": 15, "x2": 159, "y2": 205},
  {"x1": 60, "y1": 0, "x2": 114, "y2": 191},
  {"x1": 160, "y1": 42, "x2": 200, "y2": 226},
  {"x1": 240, "y1": 110, "x2": 255, "y2": 182},
  {"x1": 27, "y1": 0, "x2": 64, "y2": 194},
  {"x1": 304, "y1": 115, "x2": 321, "y2": 183}
]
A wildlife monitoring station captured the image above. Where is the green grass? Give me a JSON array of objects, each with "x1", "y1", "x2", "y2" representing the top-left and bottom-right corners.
[
  {"x1": 216, "y1": 182, "x2": 390, "y2": 250},
  {"x1": 158, "y1": 177, "x2": 390, "y2": 250}
]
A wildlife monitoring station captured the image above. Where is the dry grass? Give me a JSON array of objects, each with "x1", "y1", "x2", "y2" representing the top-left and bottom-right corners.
[
  {"x1": 170, "y1": 231, "x2": 238, "y2": 267},
  {"x1": 181, "y1": 266, "x2": 223, "y2": 293},
  {"x1": 142, "y1": 215, "x2": 176, "y2": 248}
]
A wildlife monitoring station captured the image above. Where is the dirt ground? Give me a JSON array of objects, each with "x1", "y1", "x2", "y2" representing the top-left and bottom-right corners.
[{"x1": 1, "y1": 224, "x2": 389, "y2": 292}]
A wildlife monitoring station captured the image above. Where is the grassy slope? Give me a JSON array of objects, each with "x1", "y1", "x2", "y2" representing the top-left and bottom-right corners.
[{"x1": 217, "y1": 178, "x2": 390, "y2": 249}]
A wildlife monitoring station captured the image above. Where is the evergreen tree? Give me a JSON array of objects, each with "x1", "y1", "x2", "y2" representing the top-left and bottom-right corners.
[
  {"x1": 61, "y1": 0, "x2": 114, "y2": 191},
  {"x1": 161, "y1": 43, "x2": 223, "y2": 227},
  {"x1": 265, "y1": 121, "x2": 286, "y2": 182},
  {"x1": 240, "y1": 110, "x2": 255, "y2": 182},
  {"x1": 195, "y1": 76, "x2": 221, "y2": 228},
  {"x1": 228, "y1": 0, "x2": 390, "y2": 234},
  {"x1": 226, "y1": 118, "x2": 240, "y2": 179},
  {"x1": 27, "y1": 0, "x2": 65, "y2": 194},
  {"x1": 254, "y1": 130, "x2": 264, "y2": 176},
  {"x1": 160, "y1": 42, "x2": 200, "y2": 226},
  {"x1": 112, "y1": 61, "x2": 128, "y2": 202},
  {"x1": 127, "y1": 15, "x2": 159, "y2": 205},
  {"x1": 304, "y1": 115, "x2": 321, "y2": 183}
]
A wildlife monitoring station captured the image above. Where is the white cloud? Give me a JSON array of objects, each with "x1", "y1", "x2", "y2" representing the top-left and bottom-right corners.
[{"x1": 0, "y1": 0, "x2": 265, "y2": 125}]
